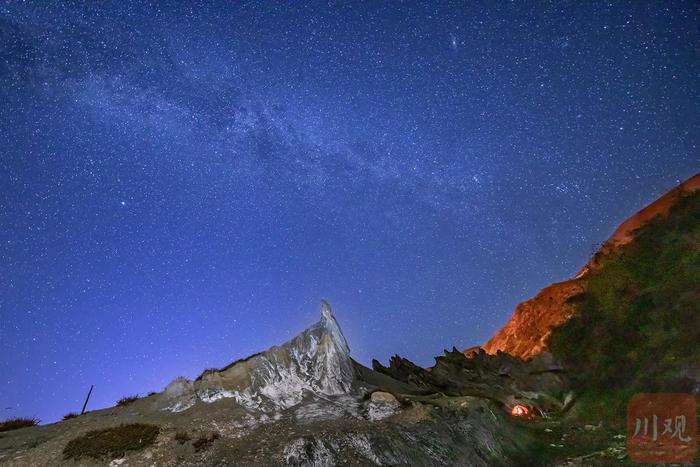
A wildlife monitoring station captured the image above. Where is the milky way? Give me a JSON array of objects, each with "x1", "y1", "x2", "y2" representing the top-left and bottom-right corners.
[{"x1": 1, "y1": 2, "x2": 698, "y2": 422}]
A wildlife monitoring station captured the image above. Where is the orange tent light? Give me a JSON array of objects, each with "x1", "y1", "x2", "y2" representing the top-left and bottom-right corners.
[{"x1": 511, "y1": 404, "x2": 529, "y2": 417}]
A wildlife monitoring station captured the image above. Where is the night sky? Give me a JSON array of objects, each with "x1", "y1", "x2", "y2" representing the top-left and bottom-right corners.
[{"x1": 1, "y1": 1, "x2": 698, "y2": 423}]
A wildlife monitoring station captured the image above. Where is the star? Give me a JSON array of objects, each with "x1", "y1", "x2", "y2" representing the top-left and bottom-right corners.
[{"x1": 0, "y1": 0, "x2": 696, "y2": 424}]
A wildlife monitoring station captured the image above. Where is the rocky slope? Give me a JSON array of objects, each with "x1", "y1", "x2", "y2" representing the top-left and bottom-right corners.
[
  {"x1": 483, "y1": 172, "x2": 700, "y2": 359},
  {"x1": 482, "y1": 280, "x2": 584, "y2": 360},
  {"x1": 0, "y1": 302, "x2": 567, "y2": 466}
]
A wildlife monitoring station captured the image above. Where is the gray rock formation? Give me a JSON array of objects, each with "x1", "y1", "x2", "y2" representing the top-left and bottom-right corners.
[
  {"x1": 163, "y1": 300, "x2": 356, "y2": 413},
  {"x1": 367, "y1": 391, "x2": 400, "y2": 421}
]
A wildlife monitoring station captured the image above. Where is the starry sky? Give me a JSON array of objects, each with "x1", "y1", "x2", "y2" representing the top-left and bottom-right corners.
[{"x1": 1, "y1": 1, "x2": 698, "y2": 423}]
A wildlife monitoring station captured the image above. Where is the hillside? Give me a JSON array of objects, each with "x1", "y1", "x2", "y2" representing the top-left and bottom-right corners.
[
  {"x1": 0, "y1": 302, "x2": 569, "y2": 466},
  {"x1": 2, "y1": 176, "x2": 697, "y2": 466},
  {"x1": 483, "y1": 172, "x2": 700, "y2": 361},
  {"x1": 547, "y1": 185, "x2": 700, "y2": 393}
]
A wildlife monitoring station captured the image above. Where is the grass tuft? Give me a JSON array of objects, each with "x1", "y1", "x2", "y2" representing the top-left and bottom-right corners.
[
  {"x1": 62, "y1": 412, "x2": 79, "y2": 420},
  {"x1": 116, "y1": 395, "x2": 140, "y2": 407},
  {"x1": 0, "y1": 417, "x2": 39, "y2": 432},
  {"x1": 63, "y1": 423, "x2": 160, "y2": 460},
  {"x1": 174, "y1": 430, "x2": 191, "y2": 444}
]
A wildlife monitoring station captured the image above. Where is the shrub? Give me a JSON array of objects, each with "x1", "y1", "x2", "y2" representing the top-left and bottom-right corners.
[
  {"x1": 63, "y1": 423, "x2": 160, "y2": 460},
  {"x1": 0, "y1": 417, "x2": 39, "y2": 432},
  {"x1": 174, "y1": 430, "x2": 191, "y2": 444},
  {"x1": 192, "y1": 432, "x2": 219, "y2": 452},
  {"x1": 116, "y1": 395, "x2": 140, "y2": 407},
  {"x1": 62, "y1": 413, "x2": 79, "y2": 420}
]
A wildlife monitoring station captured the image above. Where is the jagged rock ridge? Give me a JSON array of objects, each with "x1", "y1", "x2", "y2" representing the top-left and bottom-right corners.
[{"x1": 372, "y1": 347, "x2": 569, "y2": 415}]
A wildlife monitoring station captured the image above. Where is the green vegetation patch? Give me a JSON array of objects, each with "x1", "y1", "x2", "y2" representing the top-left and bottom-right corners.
[
  {"x1": 549, "y1": 191, "x2": 700, "y2": 393},
  {"x1": 0, "y1": 417, "x2": 39, "y2": 432},
  {"x1": 512, "y1": 415, "x2": 632, "y2": 466},
  {"x1": 63, "y1": 423, "x2": 160, "y2": 460},
  {"x1": 537, "y1": 192, "x2": 700, "y2": 464}
]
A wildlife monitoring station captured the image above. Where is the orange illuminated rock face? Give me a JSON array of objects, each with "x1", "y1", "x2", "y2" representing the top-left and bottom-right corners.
[
  {"x1": 483, "y1": 279, "x2": 585, "y2": 360},
  {"x1": 482, "y1": 172, "x2": 700, "y2": 360}
]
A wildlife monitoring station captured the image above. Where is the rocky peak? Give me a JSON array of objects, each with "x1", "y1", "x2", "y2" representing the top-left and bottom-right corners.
[
  {"x1": 315, "y1": 299, "x2": 351, "y2": 358},
  {"x1": 320, "y1": 299, "x2": 332, "y2": 320},
  {"x1": 162, "y1": 301, "x2": 355, "y2": 413}
]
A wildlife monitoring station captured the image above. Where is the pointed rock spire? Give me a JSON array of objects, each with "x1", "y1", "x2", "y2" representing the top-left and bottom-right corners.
[
  {"x1": 164, "y1": 299, "x2": 355, "y2": 413},
  {"x1": 320, "y1": 299, "x2": 332, "y2": 320}
]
